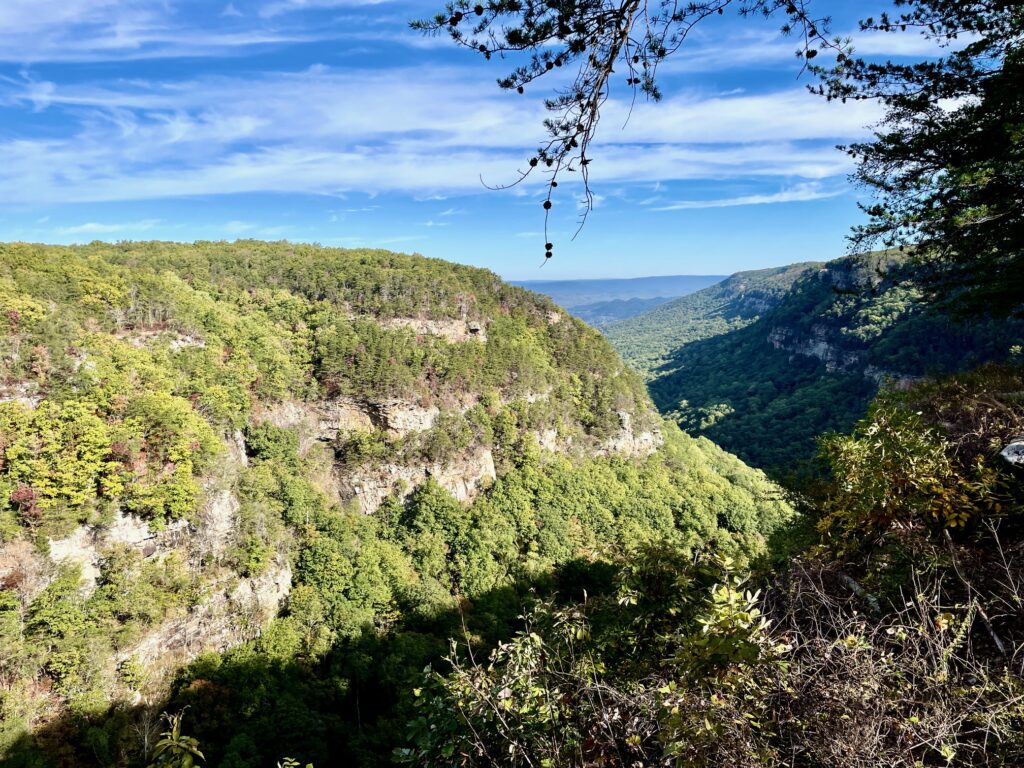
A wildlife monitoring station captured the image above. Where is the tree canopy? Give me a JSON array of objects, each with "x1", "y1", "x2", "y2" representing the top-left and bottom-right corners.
[{"x1": 813, "y1": 1, "x2": 1023, "y2": 315}]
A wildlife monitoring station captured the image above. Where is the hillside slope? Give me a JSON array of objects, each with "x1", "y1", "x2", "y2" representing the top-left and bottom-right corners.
[
  {"x1": 513, "y1": 274, "x2": 725, "y2": 326},
  {"x1": 606, "y1": 262, "x2": 821, "y2": 373},
  {"x1": 0, "y1": 241, "x2": 791, "y2": 766},
  {"x1": 608, "y1": 252, "x2": 1024, "y2": 473}
]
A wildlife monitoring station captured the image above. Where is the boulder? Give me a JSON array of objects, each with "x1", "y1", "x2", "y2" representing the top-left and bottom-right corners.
[{"x1": 1000, "y1": 439, "x2": 1024, "y2": 467}]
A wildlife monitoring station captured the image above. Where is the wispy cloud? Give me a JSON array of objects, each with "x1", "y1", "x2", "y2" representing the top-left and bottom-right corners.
[
  {"x1": 222, "y1": 220, "x2": 256, "y2": 234},
  {"x1": 260, "y1": 0, "x2": 395, "y2": 19},
  {"x1": 657, "y1": 23, "x2": 977, "y2": 76},
  {"x1": 0, "y1": 0, "x2": 334, "y2": 63},
  {"x1": 0, "y1": 65, "x2": 873, "y2": 204},
  {"x1": 654, "y1": 183, "x2": 845, "y2": 211},
  {"x1": 57, "y1": 218, "x2": 162, "y2": 235}
]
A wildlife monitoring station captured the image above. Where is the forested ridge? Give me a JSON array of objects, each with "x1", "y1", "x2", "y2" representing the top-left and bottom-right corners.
[
  {"x1": 606, "y1": 262, "x2": 821, "y2": 374},
  {"x1": 607, "y1": 252, "x2": 1024, "y2": 474},
  {"x1": 0, "y1": 241, "x2": 792, "y2": 766},
  {"x1": 2, "y1": 0, "x2": 1023, "y2": 762}
]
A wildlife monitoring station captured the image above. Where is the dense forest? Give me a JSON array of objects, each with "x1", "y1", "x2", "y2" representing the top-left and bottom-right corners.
[
  {"x1": 409, "y1": 362, "x2": 1024, "y2": 767},
  {"x1": 3, "y1": 241, "x2": 1019, "y2": 768},
  {"x1": 2, "y1": 0, "x2": 1023, "y2": 765},
  {"x1": 0, "y1": 242, "x2": 792, "y2": 766},
  {"x1": 606, "y1": 262, "x2": 820, "y2": 374},
  {"x1": 607, "y1": 253, "x2": 1024, "y2": 474}
]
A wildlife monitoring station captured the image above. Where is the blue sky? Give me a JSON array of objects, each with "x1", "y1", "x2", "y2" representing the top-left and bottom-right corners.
[{"x1": 0, "y1": 1, "x2": 947, "y2": 279}]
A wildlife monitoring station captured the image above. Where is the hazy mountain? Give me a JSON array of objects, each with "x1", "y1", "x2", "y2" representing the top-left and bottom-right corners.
[
  {"x1": 513, "y1": 274, "x2": 725, "y2": 324},
  {"x1": 605, "y1": 262, "x2": 821, "y2": 372}
]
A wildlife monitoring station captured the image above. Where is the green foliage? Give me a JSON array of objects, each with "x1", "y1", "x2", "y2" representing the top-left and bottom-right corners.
[
  {"x1": 27, "y1": 565, "x2": 88, "y2": 642},
  {"x1": 812, "y1": 0, "x2": 1024, "y2": 316},
  {"x1": 606, "y1": 262, "x2": 819, "y2": 374},
  {"x1": 819, "y1": 363, "x2": 1024, "y2": 549},
  {"x1": 402, "y1": 550, "x2": 786, "y2": 768},
  {"x1": 608, "y1": 253, "x2": 1024, "y2": 475},
  {"x1": 149, "y1": 712, "x2": 205, "y2": 768},
  {"x1": 0, "y1": 400, "x2": 117, "y2": 534},
  {"x1": 396, "y1": 366, "x2": 1024, "y2": 767},
  {"x1": 0, "y1": 241, "x2": 800, "y2": 767}
]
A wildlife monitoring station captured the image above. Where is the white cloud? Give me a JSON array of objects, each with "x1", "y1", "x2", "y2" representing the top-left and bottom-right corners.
[
  {"x1": 56, "y1": 218, "x2": 162, "y2": 235},
  {"x1": 260, "y1": 0, "x2": 393, "y2": 18},
  {"x1": 0, "y1": 0, "x2": 131, "y2": 36},
  {"x1": 0, "y1": 64, "x2": 875, "y2": 204},
  {"x1": 654, "y1": 21, "x2": 976, "y2": 77},
  {"x1": 223, "y1": 220, "x2": 256, "y2": 234},
  {"x1": 654, "y1": 183, "x2": 845, "y2": 211},
  {"x1": 0, "y1": 0, "x2": 333, "y2": 63},
  {"x1": 2, "y1": 64, "x2": 880, "y2": 147},
  {"x1": 849, "y1": 29, "x2": 978, "y2": 57}
]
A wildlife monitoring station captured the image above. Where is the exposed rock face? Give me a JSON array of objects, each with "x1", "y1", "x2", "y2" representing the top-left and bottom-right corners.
[
  {"x1": 596, "y1": 411, "x2": 663, "y2": 458},
  {"x1": 258, "y1": 398, "x2": 374, "y2": 452},
  {"x1": 382, "y1": 317, "x2": 487, "y2": 343},
  {"x1": 341, "y1": 447, "x2": 497, "y2": 514},
  {"x1": 202, "y1": 488, "x2": 239, "y2": 557},
  {"x1": 316, "y1": 399, "x2": 376, "y2": 437},
  {"x1": 538, "y1": 428, "x2": 560, "y2": 452},
  {"x1": 227, "y1": 429, "x2": 249, "y2": 467},
  {"x1": 117, "y1": 329, "x2": 206, "y2": 351},
  {"x1": 45, "y1": 474, "x2": 244, "y2": 596},
  {"x1": 39, "y1": 490, "x2": 291, "y2": 673},
  {"x1": 1001, "y1": 439, "x2": 1024, "y2": 467},
  {"x1": 48, "y1": 525, "x2": 103, "y2": 588},
  {"x1": 768, "y1": 325, "x2": 863, "y2": 373},
  {"x1": 108, "y1": 511, "x2": 154, "y2": 546},
  {"x1": 863, "y1": 365, "x2": 921, "y2": 390},
  {"x1": 257, "y1": 398, "x2": 440, "y2": 445},
  {"x1": 768, "y1": 326, "x2": 917, "y2": 386},
  {"x1": 258, "y1": 400, "x2": 316, "y2": 437},
  {"x1": 47, "y1": 510, "x2": 189, "y2": 594},
  {"x1": 125, "y1": 558, "x2": 292, "y2": 668},
  {"x1": 367, "y1": 399, "x2": 440, "y2": 437},
  {"x1": 0, "y1": 382, "x2": 42, "y2": 408}
]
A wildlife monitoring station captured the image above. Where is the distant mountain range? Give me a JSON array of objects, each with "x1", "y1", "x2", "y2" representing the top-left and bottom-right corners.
[{"x1": 513, "y1": 274, "x2": 725, "y2": 326}]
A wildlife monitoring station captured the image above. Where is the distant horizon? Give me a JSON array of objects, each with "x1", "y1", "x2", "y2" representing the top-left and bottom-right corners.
[
  {"x1": 513, "y1": 273, "x2": 729, "y2": 284},
  {"x1": 0, "y1": 1, "x2": 938, "y2": 279},
  {"x1": 1, "y1": 236, "x2": 770, "y2": 282}
]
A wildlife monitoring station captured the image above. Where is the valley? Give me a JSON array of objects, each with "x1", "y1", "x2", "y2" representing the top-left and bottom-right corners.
[
  {"x1": 2, "y1": 1, "x2": 1022, "y2": 766},
  {"x1": 0, "y1": 242, "x2": 789, "y2": 766},
  {"x1": 606, "y1": 252, "x2": 1024, "y2": 475},
  {"x1": 1, "y1": 241, "x2": 1021, "y2": 767}
]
